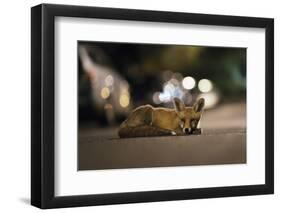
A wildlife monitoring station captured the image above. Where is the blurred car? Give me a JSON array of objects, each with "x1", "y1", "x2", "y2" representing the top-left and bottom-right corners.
[{"x1": 78, "y1": 45, "x2": 131, "y2": 125}]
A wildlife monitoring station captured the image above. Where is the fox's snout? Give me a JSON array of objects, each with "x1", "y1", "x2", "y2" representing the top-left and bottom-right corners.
[
  {"x1": 183, "y1": 128, "x2": 192, "y2": 134},
  {"x1": 182, "y1": 118, "x2": 200, "y2": 134}
]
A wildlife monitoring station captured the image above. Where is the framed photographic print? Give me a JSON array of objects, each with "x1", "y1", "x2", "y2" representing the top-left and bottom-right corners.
[{"x1": 31, "y1": 3, "x2": 274, "y2": 209}]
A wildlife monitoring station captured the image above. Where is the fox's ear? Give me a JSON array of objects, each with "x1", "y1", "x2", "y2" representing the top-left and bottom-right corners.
[
  {"x1": 173, "y1": 97, "x2": 185, "y2": 113},
  {"x1": 193, "y1": 98, "x2": 205, "y2": 113}
]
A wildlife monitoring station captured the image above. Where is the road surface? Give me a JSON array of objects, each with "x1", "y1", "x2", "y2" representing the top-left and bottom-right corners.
[{"x1": 78, "y1": 102, "x2": 246, "y2": 170}]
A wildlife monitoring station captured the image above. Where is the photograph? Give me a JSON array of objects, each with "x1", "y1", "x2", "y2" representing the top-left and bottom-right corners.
[{"x1": 78, "y1": 41, "x2": 246, "y2": 170}]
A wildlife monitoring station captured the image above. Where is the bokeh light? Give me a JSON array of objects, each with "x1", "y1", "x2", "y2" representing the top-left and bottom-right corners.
[
  {"x1": 105, "y1": 75, "x2": 114, "y2": 86},
  {"x1": 164, "y1": 82, "x2": 176, "y2": 94},
  {"x1": 197, "y1": 91, "x2": 219, "y2": 109},
  {"x1": 162, "y1": 70, "x2": 174, "y2": 81},
  {"x1": 182, "y1": 76, "x2": 196, "y2": 90},
  {"x1": 172, "y1": 72, "x2": 183, "y2": 81},
  {"x1": 169, "y1": 78, "x2": 180, "y2": 86},
  {"x1": 119, "y1": 94, "x2": 130, "y2": 107},
  {"x1": 159, "y1": 92, "x2": 171, "y2": 103},
  {"x1": 101, "y1": 87, "x2": 110, "y2": 99},
  {"x1": 198, "y1": 79, "x2": 213, "y2": 93},
  {"x1": 152, "y1": 92, "x2": 161, "y2": 104}
]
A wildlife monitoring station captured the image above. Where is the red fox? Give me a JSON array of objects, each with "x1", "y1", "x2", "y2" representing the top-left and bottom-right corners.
[{"x1": 118, "y1": 97, "x2": 205, "y2": 138}]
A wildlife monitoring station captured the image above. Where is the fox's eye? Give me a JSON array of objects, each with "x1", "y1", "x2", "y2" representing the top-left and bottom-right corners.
[
  {"x1": 190, "y1": 119, "x2": 198, "y2": 128},
  {"x1": 179, "y1": 119, "x2": 185, "y2": 128}
]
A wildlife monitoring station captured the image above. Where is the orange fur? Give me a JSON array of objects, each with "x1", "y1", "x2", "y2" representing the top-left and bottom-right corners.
[{"x1": 118, "y1": 98, "x2": 205, "y2": 138}]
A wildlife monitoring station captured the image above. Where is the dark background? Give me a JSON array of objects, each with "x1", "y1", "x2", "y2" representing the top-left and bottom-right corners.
[{"x1": 78, "y1": 42, "x2": 246, "y2": 126}]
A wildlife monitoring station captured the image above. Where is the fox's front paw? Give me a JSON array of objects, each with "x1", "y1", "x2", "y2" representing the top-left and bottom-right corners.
[
  {"x1": 191, "y1": 128, "x2": 202, "y2": 135},
  {"x1": 172, "y1": 131, "x2": 186, "y2": 136}
]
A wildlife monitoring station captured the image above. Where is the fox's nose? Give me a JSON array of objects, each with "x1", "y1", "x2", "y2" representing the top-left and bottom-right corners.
[{"x1": 184, "y1": 128, "x2": 192, "y2": 134}]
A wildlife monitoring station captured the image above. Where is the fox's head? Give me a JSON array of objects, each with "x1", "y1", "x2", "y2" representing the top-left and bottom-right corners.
[{"x1": 173, "y1": 97, "x2": 205, "y2": 134}]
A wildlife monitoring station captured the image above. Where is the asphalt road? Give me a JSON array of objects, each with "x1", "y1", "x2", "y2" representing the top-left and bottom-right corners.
[{"x1": 78, "y1": 102, "x2": 246, "y2": 170}]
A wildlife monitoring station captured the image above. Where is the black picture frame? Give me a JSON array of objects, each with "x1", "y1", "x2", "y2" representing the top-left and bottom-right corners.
[{"x1": 31, "y1": 3, "x2": 274, "y2": 209}]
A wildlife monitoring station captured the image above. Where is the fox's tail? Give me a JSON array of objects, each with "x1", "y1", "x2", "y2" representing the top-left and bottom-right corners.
[{"x1": 118, "y1": 125, "x2": 172, "y2": 138}]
